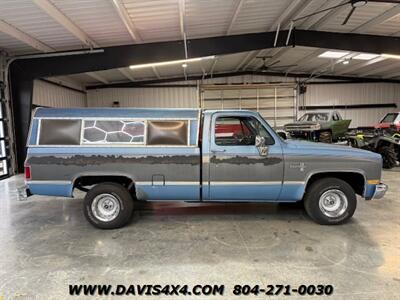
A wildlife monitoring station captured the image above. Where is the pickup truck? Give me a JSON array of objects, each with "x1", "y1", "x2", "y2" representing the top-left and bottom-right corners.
[
  {"x1": 284, "y1": 111, "x2": 351, "y2": 143},
  {"x1": 24, "y1": 108, "x2": 387, "y2": 229}
]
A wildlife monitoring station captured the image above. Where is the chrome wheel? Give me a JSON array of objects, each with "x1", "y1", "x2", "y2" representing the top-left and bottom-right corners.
[
  {"x1": 91, "y1": 193, "x2": 121, "y2": 222},
  {"x1": 318, "y1": 189, "x2": 348, "y2": 218}
]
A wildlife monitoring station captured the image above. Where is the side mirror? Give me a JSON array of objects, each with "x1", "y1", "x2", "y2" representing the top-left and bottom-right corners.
[
  {"x1": 277, "y1": 131, "x2": 287, "y2": 140},
  {"x1": 255, "y1": 135, "x2": 268, "y2": 156}
]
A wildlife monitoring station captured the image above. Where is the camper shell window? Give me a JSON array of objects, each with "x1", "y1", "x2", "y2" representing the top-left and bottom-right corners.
[
  {"x1": 38, "y1": 119, "x2": 81, "y2": 145},
  {"x1": 34, "y1": 117, "x2": 195, "y2": 147}
]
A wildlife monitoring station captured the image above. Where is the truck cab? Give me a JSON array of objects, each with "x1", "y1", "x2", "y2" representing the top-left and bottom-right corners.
[{"x1": 24, "y1": 108, "x2": 387, "y2": 229}]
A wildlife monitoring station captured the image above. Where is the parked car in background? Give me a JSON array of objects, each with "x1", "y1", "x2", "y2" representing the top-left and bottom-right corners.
[
  {"x1": 374, "y1": 112, "x2": 400, "y2": 131},
  {"x1": 284, "y1": 111, "x2": 351, "y2": 143},
  {"x1": 23, "y1": 108, "x2": 386, "y2": 229},
  {"x1": 346, "y1": 127, "x2": 400, "y2": 169}
]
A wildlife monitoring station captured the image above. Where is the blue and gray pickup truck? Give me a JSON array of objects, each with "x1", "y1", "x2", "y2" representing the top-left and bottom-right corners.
[{"x1": 24, "y1": 108, "x2": 387, "y2": 229}]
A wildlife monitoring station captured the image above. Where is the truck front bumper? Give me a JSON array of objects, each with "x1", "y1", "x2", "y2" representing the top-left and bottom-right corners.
[{"x1": 372, "y1": 183, "x2": 388, "y2": 199}]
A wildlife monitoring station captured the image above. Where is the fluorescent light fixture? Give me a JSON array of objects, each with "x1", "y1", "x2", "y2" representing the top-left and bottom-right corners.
[
  {"x1": 342, "y1": 60, "x2": 350, "y2": 65},
  {"x1": 353, "y1": 53, "x2": 380, "y2": 60},
  {"x1": 182, "y1": 63, "x2": 188, "y2": 68},
  {"x1": 129, "y1": 56, "x2": 215, "y2": 69},
  {"x1": 318, "y1": 51, "x2": 349, "y2": 59},
  {"x1": 381, "y1": 53, "x2": 400, "y2": 60}
]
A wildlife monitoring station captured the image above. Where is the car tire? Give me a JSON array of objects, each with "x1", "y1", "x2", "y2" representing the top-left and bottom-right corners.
[
  {"x1": 378, "y1": 145, "x2": 396, "y2": 169},
  {"x1": 83, "y1": 182, "x2": 134, "y2": 229},
  {"x1": 319, "y1": 131, "x2": 332, "y2": 143},
  {"x1": 304, "y1": 178, "x2": 356, "y2": 225}
]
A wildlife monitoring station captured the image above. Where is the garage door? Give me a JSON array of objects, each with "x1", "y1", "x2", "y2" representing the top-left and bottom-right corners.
[{"x1": 200, "y1": 84, "x2": 297, "y2": 129}]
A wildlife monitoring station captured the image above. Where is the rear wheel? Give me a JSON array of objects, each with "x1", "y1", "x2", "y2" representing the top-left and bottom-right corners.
[
  {"x1": 304, "y1": 178, "x2": 356, "y2": 225},
  {"x1": 378, "y1": 145, "x2": 396, "y2": 169},
  {"x1": 83, "y1": 182, "x2": 134, "y2": 229},
  {"x1": 319, "y1": 131, "x2": 332, "y2": 143}
]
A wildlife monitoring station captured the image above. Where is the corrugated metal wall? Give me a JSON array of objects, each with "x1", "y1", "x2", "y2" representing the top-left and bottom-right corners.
[
  {"x1": 303, "y1": 83, "x2": 400, "y2": 127},
  {"x1": 86, "y1": 76, "x2": 400, "y2": 128},
  {"x1": 87, "y1": 87, "x2": 197, "y2": 108},
  {"x1": 32, "y1": 80, "x2": 87, "y2": 107}
]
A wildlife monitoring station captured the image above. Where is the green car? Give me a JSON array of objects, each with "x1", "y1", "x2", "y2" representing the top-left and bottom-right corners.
[{"x1": 284, "y1": 111, "x2": 351, "y2": 143}]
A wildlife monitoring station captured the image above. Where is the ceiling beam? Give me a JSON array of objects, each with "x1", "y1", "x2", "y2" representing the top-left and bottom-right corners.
[
  {"x1": 111, "y1": 0, "x2": 141, "y2": 42},
  {"x1": 85, "y1": 72, "x2": 109, "y2": 84},
  {"x1": 308, "y1": 0, "x2": 349, "y2": 30},
  {"x1": 351, "y1": 4, "x2": 400, "y2": 33},
  {"x1": 32, "y1": 0, "x2": 123, "y2": 83},
  {"x1": 152, "y1": 66, "x2": 161, "y2": 79},
  {"x1": 0, "y1": 19, "x2": 54, "y2": 52},
  {"x1": 33, "y1": 0, "x2": 97, "y2": 48},
  {"x1": 86, "y1": 70, "x2": 400, "y2": 89},
  {"x1": 226, "y1": 0, "x2": 245, "y2": 35},
  {"x1": 178, "y1": 0, "x2": 186, "y2": 40},
  {"x1": 11, "y1": 29, "x2": 400, "y2": 79},
  {"x1": 244, "y1": 0, "x2": 313, "y2": 70},
  {"x1": 117, "y1": 68, "x2": 135, "y2": 81},
  {"x1": 284, "y1": 0, "x2": 352, "y2": 73}
]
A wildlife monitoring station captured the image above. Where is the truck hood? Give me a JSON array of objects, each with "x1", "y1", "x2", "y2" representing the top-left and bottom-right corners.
[{"x1": 283, "y1": 139, "x2": 381, "y2": 161}]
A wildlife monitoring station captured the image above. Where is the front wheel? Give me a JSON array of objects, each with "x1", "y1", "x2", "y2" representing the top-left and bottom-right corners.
[
  {"x1": 304, "y1": 178, "x2": 356, "y2": 225},
  {"x1": 319, "y1": 131, "x2": 332, "y2": 143},
  {"x1": 378, "y1": 145, "x2": 396, "y2": 169},
  {"x1": 83, "y1": 182, "x2": 134, "y2": 229}
]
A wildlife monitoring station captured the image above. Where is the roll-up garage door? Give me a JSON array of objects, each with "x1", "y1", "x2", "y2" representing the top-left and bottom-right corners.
[{"x1": 200, "y1": 84, "x2": 297, "y2": 129}]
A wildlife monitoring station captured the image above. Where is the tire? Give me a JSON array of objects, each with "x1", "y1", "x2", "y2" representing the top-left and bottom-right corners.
[
  {"x1": 378, "y1": 145, "x2": 396, "y2": 169},
  {"x1": 83, "y1": 182, "x2": 134, "y2": 229},
  {"x1": 319, "y1": 131, "x2": 332, "y2": 143},
  {"x1": 304, "y1": 178, "x2": 356, "y2": 225}
]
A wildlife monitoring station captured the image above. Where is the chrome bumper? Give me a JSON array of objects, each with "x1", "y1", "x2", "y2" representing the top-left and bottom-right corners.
[{"x1": 372, "y1": 183, "x2": 388, "y2": 199}]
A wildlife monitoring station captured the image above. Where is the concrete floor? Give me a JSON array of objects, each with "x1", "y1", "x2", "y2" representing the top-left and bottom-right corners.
[{"x1": 0, "y1": 172, "x2": 399, "y2": 300}]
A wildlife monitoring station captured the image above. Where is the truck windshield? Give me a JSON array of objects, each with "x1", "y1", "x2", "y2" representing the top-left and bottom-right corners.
[
  {"x1": 299, "y1": 113, "x2": 329, "y2": 122},
  {"x1": 381, "y1": 113, "x2": 398, "y2": 123}
]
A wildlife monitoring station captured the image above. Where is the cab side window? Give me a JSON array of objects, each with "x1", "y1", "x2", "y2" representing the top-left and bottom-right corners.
[
  {"x1": 215, "y1": 116, "x2": 274, "y2": 146},
  {"x1": 332, "y1": 113, "x2": 340, "y2": 121}
]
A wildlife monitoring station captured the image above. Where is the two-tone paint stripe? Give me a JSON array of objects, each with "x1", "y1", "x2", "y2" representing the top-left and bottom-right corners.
[{"x1": 27, "y1": 180, "x2": 306, "y2": 186}]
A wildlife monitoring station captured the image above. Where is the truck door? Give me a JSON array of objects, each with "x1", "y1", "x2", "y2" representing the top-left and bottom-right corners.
[{"x1": 207, "y1": 112, "x2": 284, "y2": 201}]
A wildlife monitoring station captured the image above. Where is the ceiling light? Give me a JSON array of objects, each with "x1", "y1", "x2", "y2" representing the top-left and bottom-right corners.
[
  {"x1": 182, "y1": 63, "x2": 188, "y2": 68},
  {"x1": 353, "y1": 53, "x2": 380, "y2": 60},
  {"x1": 381, "y1": 53, "x2": 400, "y2": 60},
  {"x1": 342, "y1": 60, "x2": 350, "y2": 65},
  {"x1": 129, "y1": 56, "x2": 215, "y2": 69},
  {"x1": 318, "y1": 51, "x2": 349, "y2": 59}
]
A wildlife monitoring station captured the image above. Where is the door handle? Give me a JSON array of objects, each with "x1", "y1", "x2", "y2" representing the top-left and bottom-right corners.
[{"x1": 211, "y1": 149, "x2": 226, "y2": 153}]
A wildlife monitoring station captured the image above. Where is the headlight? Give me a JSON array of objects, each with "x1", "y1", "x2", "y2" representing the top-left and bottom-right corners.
[{"x1": 310, "y1": 124, "x2": 321, "y2": 130}]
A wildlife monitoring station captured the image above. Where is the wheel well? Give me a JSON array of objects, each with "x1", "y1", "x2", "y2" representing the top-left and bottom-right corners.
[
  {"x1": 74, "y1": 176, "x2": 135, "y2": 195},
  {"x1": 306, "y1": 172, "x2": 365, "y2": 196},
  {"x1": 377, "y1": 139, "x2": 394, "y2": 149}
]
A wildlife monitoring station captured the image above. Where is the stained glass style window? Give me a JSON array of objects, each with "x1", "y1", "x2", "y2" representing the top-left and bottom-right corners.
[{"x1": 83, "y1": 120, "x2": 145, "y2": 144}]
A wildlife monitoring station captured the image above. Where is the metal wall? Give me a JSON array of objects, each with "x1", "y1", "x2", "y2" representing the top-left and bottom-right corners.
[
  {"x1": 303, "y1": 83, "x2": 400, "y2": 127},
  {"x1": 87, "y1": 87, "x2": 197, "y2": 108},
  {"x1": 32, "y1": 80, "x2": 87, "y2": 108},
  {"x1": 86, "y1": 75, "x2": 400, "y2": 128}
]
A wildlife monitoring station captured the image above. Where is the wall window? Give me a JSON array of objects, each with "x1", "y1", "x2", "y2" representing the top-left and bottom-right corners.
[
  {"x1": 215, "y1": 116, "x2": 274, "y2": 146},
  {"x1": 83, "y1": 120, "x2": 145, "y2": 144},
  {"x1": 147, "y1": 121, "x2": 188, "y2": 145},
  {"x1": 39, "y1": 119, "x2": 81, "y2": 145}
]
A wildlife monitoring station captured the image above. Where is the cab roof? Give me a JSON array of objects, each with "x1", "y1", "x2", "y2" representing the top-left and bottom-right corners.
[{"x1": 34, "y1": 107, "x2": 200, "y2": 119}]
